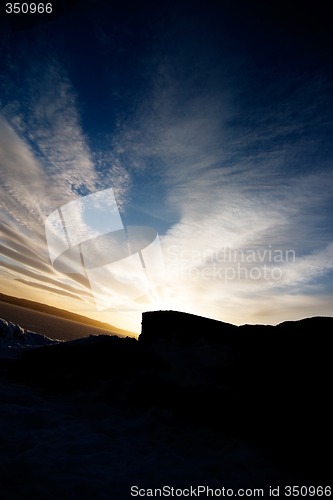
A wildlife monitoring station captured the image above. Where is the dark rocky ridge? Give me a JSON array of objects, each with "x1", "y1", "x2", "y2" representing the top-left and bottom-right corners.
[
  {"x1": 140, "y1": 311, "x2": 332, "y2": 482},
  {"x1": 3, "y1": 311, "x2": 333, "y2": 487}
]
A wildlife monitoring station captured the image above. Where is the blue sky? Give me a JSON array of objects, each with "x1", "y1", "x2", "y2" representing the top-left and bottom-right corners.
[{"x1": 0, "y1": 1, "x2": 332, "y2": 333}]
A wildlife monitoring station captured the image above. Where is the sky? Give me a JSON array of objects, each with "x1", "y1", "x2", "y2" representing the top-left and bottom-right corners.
[{"x1": 0, "y1": 0, "x2": 333, "y2": 334}]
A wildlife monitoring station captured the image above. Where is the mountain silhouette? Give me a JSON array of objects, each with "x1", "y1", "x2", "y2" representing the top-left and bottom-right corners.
[{"x1": 2, "y1": 310, "x2": 332, "y2": 491}]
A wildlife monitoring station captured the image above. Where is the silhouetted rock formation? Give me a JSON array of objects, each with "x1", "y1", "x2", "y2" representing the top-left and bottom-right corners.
[
  {"x1": 139, "y1": 312, "x2": 333, "y2": 482},
  {"x1": 140, "y1": 310, "x2": 238, "y2": 345},
  {"x1": 2, "y1": 311, "x2": 332, "y2": 485}
]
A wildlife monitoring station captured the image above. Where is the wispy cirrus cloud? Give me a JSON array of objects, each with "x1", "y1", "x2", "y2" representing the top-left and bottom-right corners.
[
  {"x1": 0, "y1": 60, "x2": 131, "y2": 313},
  {"x1": 1, "y1": 4, "x2": 332, "y2": 331},
  {"x1": 96, "y1": 25, "x2": 333, "y2": 325},
  {"x1": 0, "y1": 115, "x2": 49, "y2": 231},
  {"x1": 3, "y1": 63, "x2": 96, "y2": 209},
  {"x1": 3, "y1": 56, "x2": 131, "y2": 204}
]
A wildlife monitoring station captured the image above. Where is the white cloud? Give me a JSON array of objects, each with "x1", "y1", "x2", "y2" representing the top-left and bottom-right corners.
[
  {"x1": 0, "y1": 115, "x2": 50, "y2": 231},
  {"x1": 0, "y1": 61, "x2": 132, "y2": 323},
  {"x1": 99, "y1": 50, "x2": 333, "y2": 327},
  {"x1": 1, "y1": 21, "x2": 332, "y2": 332}
]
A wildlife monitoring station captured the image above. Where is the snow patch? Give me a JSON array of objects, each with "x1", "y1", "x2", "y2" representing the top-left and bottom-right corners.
[{"x1": 0, "y1": 317, "x2": 58, "y2": 358}]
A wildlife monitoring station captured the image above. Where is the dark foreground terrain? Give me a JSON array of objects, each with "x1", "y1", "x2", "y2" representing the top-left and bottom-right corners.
[{"x1": 0, "y1": 311, "x2": 332, "y2": 499}]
